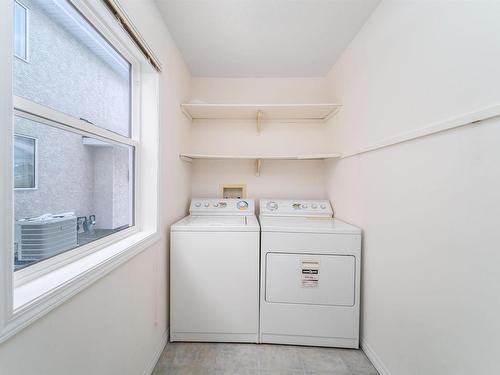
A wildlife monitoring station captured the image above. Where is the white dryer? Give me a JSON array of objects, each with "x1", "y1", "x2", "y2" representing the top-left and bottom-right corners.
[
  {"x1": 170, "y1": 198, "x2": 260, "y2": 343},
  {"x1": 259, "y1": 199, "x2": 361, "y2": 348}
]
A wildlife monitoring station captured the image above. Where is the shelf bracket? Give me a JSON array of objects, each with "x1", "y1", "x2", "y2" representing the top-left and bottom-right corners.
[
  {"x1": 255, "y1": 158, "x2": 262, "y2": 176},
  {"x1": 256, "y1": 110, "x2": 262, "y2": 133},
  {"x1": 180, "y1": 104, "x2": 193, "y2": 121}
]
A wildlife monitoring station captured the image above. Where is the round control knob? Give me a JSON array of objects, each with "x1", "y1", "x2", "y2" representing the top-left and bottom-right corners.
[
  {"x1": 204, "y1": 203, "x2": 209, "y2": 207},
  {"x1": 301, "y1": 204, "x2": 308, "y2": 209},
  {"x1": 266, "y1": 201, "x2": 278, "y2": 211},
  {"x1": 320, "y1": 204, "x2": 326, "y2": 209},
  {"x1": 213, "y1": 203, "x2": 218, "y2": 207},
  {"x1": 237, "y1": 201, "x2": 249, "y2": 210},
  {"x1": 311, "y1": 204, "x2": 317, "y2": 209},
  {"x1": 195, "y1": 202, "x2": 201, "y2": 207}
]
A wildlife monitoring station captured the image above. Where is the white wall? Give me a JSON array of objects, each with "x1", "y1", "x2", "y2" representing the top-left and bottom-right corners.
[
  {"x1": 191, "y1": 159, "x2": 326, "y2": 199},
  {"x1": 325, "y1": 1, "x2": 500, "y2": 374},
  {"x1": 189, "y1": 77, "x2": 329, "y2": 200},
  {"x1": 0, "y1": 0, "x2": 192, "y2": 373}
]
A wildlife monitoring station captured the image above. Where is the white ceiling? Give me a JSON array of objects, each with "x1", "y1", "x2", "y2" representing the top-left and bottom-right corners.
[{"x1": 155, "y1": 0, "x2": 380, "y2": 77}]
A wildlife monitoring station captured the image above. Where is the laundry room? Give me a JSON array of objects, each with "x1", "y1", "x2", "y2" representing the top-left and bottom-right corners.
[{"x1": 0, "y1": 1, "x2": 499, "y2": 375}]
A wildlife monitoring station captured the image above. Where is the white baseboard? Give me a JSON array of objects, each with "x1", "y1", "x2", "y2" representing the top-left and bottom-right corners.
[
  {"x1": 361, "y1": 338, "x2": 391, "y2": 375},
  {"x1": 143, "y1": 330, "x2": 168, "y2": 375}
]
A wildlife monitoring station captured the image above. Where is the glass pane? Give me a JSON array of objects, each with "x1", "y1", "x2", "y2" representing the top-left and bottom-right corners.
[
  {"x1": 13, "y1": 0, "x2": 131, "y2": 137},
  {"x1": 14, "y1": 2, "x2": 27, "y2": 60},
  {"x1": 14, "y1": 115, "x2": 134, "y2": 271},
  {"x1": 14, "y1": 135, "x2": 36, "y2": 189}
]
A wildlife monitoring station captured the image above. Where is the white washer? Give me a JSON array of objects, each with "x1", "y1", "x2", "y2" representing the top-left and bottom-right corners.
[
  {"x1": 170, "y1": 198, "x2": 260, "y2": 343},
  {"x1": 259, "y1": 199, "x2": 361, "y2": 348}
]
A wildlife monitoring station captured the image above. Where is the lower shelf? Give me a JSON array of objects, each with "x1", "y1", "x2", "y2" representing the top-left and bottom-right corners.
[{"x1": 179, "y1": 153, "x2": 341, "y2": 176}]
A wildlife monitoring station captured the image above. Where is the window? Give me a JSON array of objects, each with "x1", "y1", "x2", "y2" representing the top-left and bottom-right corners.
[
  {"x1": 14, "y1": 1, "x2": 28, "y2": 61},
  {"x1": 1, "y1": 0, "x2": 159, "y2": 341},
  {"x1": 13, "y1": 0, "x2": 131, "y2": 137},
  {"x1": 14, "y1": 134, "x2": 36, "y2": 190},
  {"x1": 12, "y1": 0, "x2": 137, "y2": 272}
]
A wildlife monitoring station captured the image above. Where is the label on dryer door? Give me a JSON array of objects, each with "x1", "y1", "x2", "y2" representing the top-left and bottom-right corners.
[{"x1": 301, "y1": 261, "x2": 319, "y2": 288}]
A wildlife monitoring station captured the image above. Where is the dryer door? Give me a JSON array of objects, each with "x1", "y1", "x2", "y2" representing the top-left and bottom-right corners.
[{"x1": 265, "y1": 252, "x2": 355, "y2": 306}]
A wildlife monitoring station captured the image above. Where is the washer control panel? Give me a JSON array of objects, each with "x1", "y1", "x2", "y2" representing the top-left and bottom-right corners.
[
  {"x1": 190, "y1": 198, "x2": 255, "y2": 216},
  {"x1": 260, "y1": 199, "x2": 333, "y2": 217}
]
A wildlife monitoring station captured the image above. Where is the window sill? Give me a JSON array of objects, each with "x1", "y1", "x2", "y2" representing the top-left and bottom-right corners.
[{"x1": 1, "y1": 230, "x2": 160, "y2": 344}]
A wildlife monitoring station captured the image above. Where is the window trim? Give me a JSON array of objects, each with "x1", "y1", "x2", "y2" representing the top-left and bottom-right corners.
[
  {"x1": 0, "y1": 0, "x2": 161, "y2": 343},
  {"x1": 14, "y1": 0, "x2": 29, "y2": 63},
  {"x1": 13, "y1": 133, "x2": 38, "y2": 191}
]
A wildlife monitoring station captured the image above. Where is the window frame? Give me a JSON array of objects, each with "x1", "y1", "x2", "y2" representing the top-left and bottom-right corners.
[
  {"x1": 0, "y1": 0, "x2": 161, "y2": 343},
  {"x1": 12, "y1": 0, "x2": 142, "y2": 282},
  {"x1": 14, "y1": 0, "x2": 29, "y2": 63},
  {"x1": 13, "y1": 133, "x2": 38, "y2": 191}
]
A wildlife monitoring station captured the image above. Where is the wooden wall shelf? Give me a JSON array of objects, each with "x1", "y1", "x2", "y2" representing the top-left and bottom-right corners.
[
  {"x1": 181, "y1": 103, "x2": 341, "y2": 129},
  {"x1": 179, "y1": 153, "x2": 341, "y2": 176}
]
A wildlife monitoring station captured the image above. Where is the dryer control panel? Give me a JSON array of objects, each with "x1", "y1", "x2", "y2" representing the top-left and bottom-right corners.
[
  {"x1": 190, "y1": 198, "x2": 255, "y2": 216},
  {"x1": 260, "y1": 199, "x2": 333, "y2": 217}
]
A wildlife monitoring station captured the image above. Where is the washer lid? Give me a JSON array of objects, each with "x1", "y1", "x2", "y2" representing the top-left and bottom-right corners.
[
  {"x1": 259, "y1": 216, "x2": 360, "y2": 234},
  {"x1": 171, "y1": 215, "x2": 260, "y2": 232}
]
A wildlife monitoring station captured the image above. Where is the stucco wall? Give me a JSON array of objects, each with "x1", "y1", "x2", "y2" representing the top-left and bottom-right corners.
[
  {"x1": 14, "y1": 117, "x2": 94, "y2": 220},
  {"x1": 14, "y1": 0, "x2": 130, "y2": 134}
]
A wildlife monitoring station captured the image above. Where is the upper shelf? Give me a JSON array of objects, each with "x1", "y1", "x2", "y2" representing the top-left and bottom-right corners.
[
  {"x1": 180, "y1": 153, "x2": 341, "y2": 161},
  {"x1": 181, "y1": 103, "x2": 342, "y2": 122}
]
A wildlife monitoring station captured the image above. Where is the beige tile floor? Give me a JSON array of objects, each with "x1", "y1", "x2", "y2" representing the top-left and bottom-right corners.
[{"x1": 153, "y1": 342, "x2": 379, "y2": 375}]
